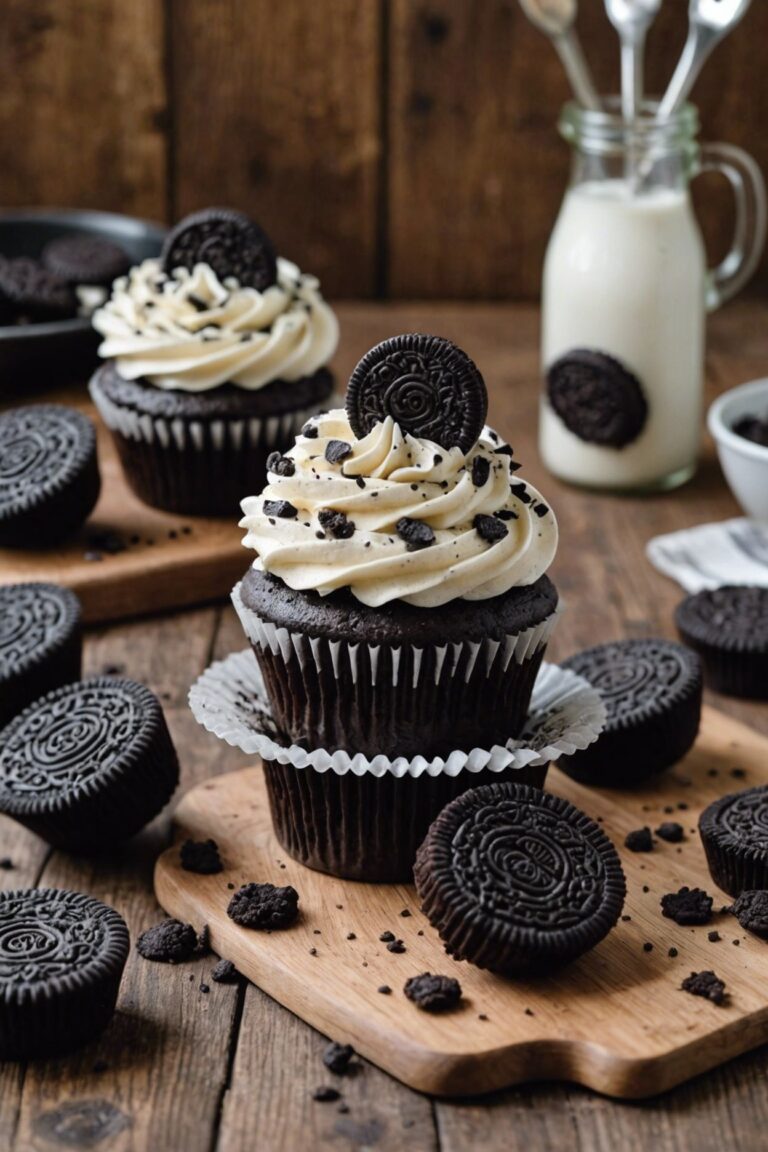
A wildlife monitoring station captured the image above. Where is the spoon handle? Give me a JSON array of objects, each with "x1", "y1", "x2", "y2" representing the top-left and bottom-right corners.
[
  {"x1": 658, "y1": 23, "x2": 718, "y2": 118},
  {"x1": 555, "y1": 30, "x2": 602, "y2": 111},
  {"x1": 620, "y1": 39, "x2": 643, "y2": 121}
]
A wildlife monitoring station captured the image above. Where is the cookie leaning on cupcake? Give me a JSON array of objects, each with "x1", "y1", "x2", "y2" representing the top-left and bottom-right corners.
[
  {"x1": 89, "y1": 208, "x2": 338, "y2": 517},
  {"x1": 232, "y1": 333, "x2": 559, "y2": 880}
]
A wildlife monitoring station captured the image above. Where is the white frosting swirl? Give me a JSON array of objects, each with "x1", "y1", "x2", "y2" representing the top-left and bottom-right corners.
[
  {"x1": 92, "y1": 257, "x2": 338, "y2": 392},
  {"x1": 239, "y1": 411, "x2": 558, "y2": 608}
]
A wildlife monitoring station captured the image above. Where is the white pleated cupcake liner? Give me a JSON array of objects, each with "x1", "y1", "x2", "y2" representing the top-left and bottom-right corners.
[
  {"x1": 89, "y1": 374, "x2": 326, "y2": 454},
  {"x1": 188, "y1": 648, "x2": 607, "y2": 779},
  {"x1": 231, "y1": 581, "x2": 560, "y2": 687}
]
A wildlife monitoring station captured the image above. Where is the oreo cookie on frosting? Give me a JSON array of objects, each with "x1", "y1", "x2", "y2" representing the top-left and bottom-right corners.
[
  {"x1": 0, "y1": 677, "x2": 179, "y2": 851},
  {"x1": 546, "y1": 349, "x2": 648, "y2": 448},
  {"x1": 0, "y1": 404, "x2": 100, "y2": 546},
  {"x1": 162, "y1": 207, "x2": 278, "y2": 291},
  {"x1": 700, "y1": 785, "x2": 768, "y2": 896},
  {"x1": 414, "y1": 782, "x2": 626, "y2": 975},
  {"x1": 0, "y1": 583, "x2": 82, "y2": 728},
  {"x1": 0, "y1": 888, "x2": 129, "y2": 1060},
  {"x1": 675, "y1": 586, "x2": 768, "y2": 700},
  {"x1": 558, "y1": 638, "x2": 702, "y2": 787}
]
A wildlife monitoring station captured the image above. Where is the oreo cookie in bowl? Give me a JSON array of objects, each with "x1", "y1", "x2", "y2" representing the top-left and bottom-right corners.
[
  {"x1": 225, "y1": 332, "x2": 569, "y2": 881},
  {"x1": 89, "y1": 207, "x2": 338, "y2": 517},
  {"x1": 0, "y1": 209, "x2": 165, "y2": 389}
]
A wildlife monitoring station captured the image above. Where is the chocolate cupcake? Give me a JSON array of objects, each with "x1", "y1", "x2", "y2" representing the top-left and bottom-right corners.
[
  {"x1": 0, "y1": 677, "x2": 179, "y2": 851},
  {"x1": 0, "y1": 583, "x2": 82, "y2": 728},
  {"x1": 675, "y1": 586, "x2": 768, "y2": 700},
  {"x1": 414, "y1": 782, "x2": 626, "y2": 975},
  {"x1": 89, "y1": 207, "x2": 337, "y2": 517},
  {"x1": 233, "y1": 334, "x2": 559, "y2": 880},
  {"x1": 558, "y1": 638, "x2": 702, "y2": 786},
  {"x1": 0, "y1": 888, "x2": 129, "y2": 1060},
  {"x1": 0, "y1": 405, "x2": 100, "y2": 546},
  {"x1": 699, "y1": 785, "x2": 768, "y2": 896}
]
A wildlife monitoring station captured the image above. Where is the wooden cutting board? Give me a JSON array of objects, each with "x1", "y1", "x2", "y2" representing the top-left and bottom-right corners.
[
  {"x1": 0, "y1": 387, "x2": 245, "y2": 623},
  {"x1": 155, "y1": 705, "x2": 768, "y2": 1100}
]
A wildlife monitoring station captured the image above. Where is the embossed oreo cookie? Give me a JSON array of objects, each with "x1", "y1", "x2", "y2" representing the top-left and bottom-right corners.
[
  {"x1": 0, "y1": 888, "x2": 129, "y2": 1060},
  {"x1": 42, "y1": 234, "x2": 131, "y2": 287},
  {"x1": 161, "y1": 207, "x2": 278, "y2": 291},
  {"x1": 0, "y1": 678, "x2": 179, "y2": 851},
  {"x1": 0, "y1": 405, "x2": 100, "y2": 546},
  {"x1": 558, "y1": 639, "x2": 702, "y2": 787},
  {"x1": 0, "y1": 257, "x2": 77, "y2": 322},
  {"x1": 346, "y1": 334, "x2": 488, "y2": 453},
  {"x1": 546, "y1": 349, "x2": 648, "y2": 448},
  {"x1": 0, "y1": 583, "x2": 82, "y2": 728},
  {"x1": 675, "y1": 586, "x2": 768, "y2": 700},
  {"x1": 699, "y1": 785, "x2": 768, "y2": 896},
  {"x1": 414, "y1": 782, "x2": 626, "y2": 975}
]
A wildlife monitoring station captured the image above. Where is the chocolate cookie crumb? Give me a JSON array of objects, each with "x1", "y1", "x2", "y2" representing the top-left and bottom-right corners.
[
  {"x1": 400, "y1": 909, "x2": 412, "y2": 918},
  {"x1": 643, "y1": 942, "x2": 653, "y2": 953},
  {"x1": 377, "y1": 985, "x2": 392, "y2": 995},
  {"x1": 668, "y1": 947, "x2": 679, "y2": 958},
  {"x1": 346, "y1": 932, "x2": 356, "y2": 940},
  {"x1": 708, "y1": 931, "x2": 721, "y2": 943},
  {"x1": 318, "y1": 508, "x2": 355, "y2": 539},
  {"x1": 312, "y1": 1086, "x2": 341, "y2": 1103},
  {"x1": 266, "y1": 452, "x2": 295, "y2": 477},
  {"x1": 227, "y1": 882, "x2": 299, "y2": 929},
  {"x1": 730, "y1": 890, "x2": 768, "y2": 939},
  {"x1": 137, "y1": 919, "x2": 197, "y2": 964},
  {"x1": 323, "y1": 1042, "x2": 355, "y2": 1074},
  {"x1": 396, "y1": 517, "x2": 435, "y2": 551},
  {"x1": 473, "y1": 513, "x2": 508, "y2": 544},
  {"x1": 379, "y1": 931, "x2": 395, "y2": 943},
  {"x1": 471, "y1": 456, "x2": 490, "y2": 487},
  {"x1": 0, "y1": 858, "x2": 14, "y2": 870},
  {"x1": 387, "y1": 939, "x2": 406, "y2": 954},
  {"x1": 404, "y1": 972, "x2": 462, "y2": 1012},
  {"x1": 325, "y1": 439, "x2": 352, "y2": 465},
  {"x1": 197, "y1": 924, "x2": 211, "y2": 954},
  {"x1": 661, "y1": 887, "x2": 713, "y2": 926},
  {"x1": 682, "y1": 970, "x2": 727, "y2": 1005},
  {"x1": 180, "y1": 838, "x2": 223, "y2": 875},
  {"x1": 625, "y1": 827, "x2": 653, "y2": 853},
  {"x1": 656, "y1": 822, "x2": 685, "y2": 844},
  {"x1": 263, "y1": 499, "x2": 298, "y2": 520},
  {"x1": 211, "y1": 959, "x2": 239, "y2": 984},
  {"x1": 199, "y1": 983, "x2": 210, "y2": 994}
]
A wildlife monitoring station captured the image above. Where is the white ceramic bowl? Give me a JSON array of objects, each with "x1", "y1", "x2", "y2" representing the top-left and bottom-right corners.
[{"x1": 708, "y1": 378, "x2": 768, "y2": 522}]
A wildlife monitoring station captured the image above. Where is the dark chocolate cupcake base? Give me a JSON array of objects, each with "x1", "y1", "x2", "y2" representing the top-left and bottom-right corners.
[
  {"x1": 234, "y1": 570, "x2": 558, "y2": 760},
  {"x1": 264, "y1": 759, "x2": 548, "y2": 883},
  {"x1": 676, "y1": 586, "x2": 768, "y2": 701},
  {"x1": 90, "y1": 361, "x2": 334, "y2": 517}
]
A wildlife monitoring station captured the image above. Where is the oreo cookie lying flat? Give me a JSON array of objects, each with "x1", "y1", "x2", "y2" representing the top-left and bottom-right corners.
[
  {"x1": 0, "y1": 404, "x2": 100, "y2": 546},
  {"x1": 558, "y1": 639, "x2": 702, "y2": 787},
  {"x1": 42, "y1": 234, "x2": 131, "y2": 287},
  {"x1": 675, "y1": 586, "x2": 768, "y2": 700},
  {"x1": 0, "y1": 583, "x2": 82, "y2": 728},
  {"x1": 699, "y1": 785, "x2": 768, "y2": 896},
  {"x1": 162, "y1": 207, "x2": 277, "y2": 291},
  {"x1": 546, "y1": 349, "x2": 648, "y2": 448},
  {"x1": 414, "y1": 782, "x2": 626, "y2": 975},
  {"x1": 0, "y1": 888, "x2": 129, "y2": 1060},
  {"x1": 0, "y1": 677, "x2": 179, "y2": 851},
  {"x1": 0, "y1": 257, "x2": 77, "y2": 322},
  {"x1": 346, "y1": 334, "x2": 488, "y2": 453}
]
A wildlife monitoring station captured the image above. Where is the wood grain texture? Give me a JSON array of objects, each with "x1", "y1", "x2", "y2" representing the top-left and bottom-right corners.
[
  {"x1": 0, "y1": 0, "x2": 167, "y2": 220},
  {"x1": 2, "y1": 302, "x2": 768, "y2": 1148},
  {"x1": 169, "y1": 0, "x2": 383, "y2": 298},
  {"x1": 387, "y1": 0, "x2": 768, "y2": 299},
  {"x1": 156, "y1": 707, "x2": 768, "y2": 1099}
]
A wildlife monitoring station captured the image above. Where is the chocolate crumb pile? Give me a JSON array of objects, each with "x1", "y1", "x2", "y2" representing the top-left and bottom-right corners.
[
  {"x1": 625, "y1": 827, "x2": 653, "y2": 853},
  {"x1": 730, "y1": 890, "x2": 768, "y2": 939},
  {"x1": 661, "y1": 887, "x2": 713, "y2": 926},
  {"x1": 404, "y1": 973, "x2": 462, "y2": 1013},
  {"x1": 655, "y1": 822, "x2": 684, "y2": 844},
  {"x1": 227, "y1": 882, "x2": 299, "y2": 929},
  {"x1": 681, "y1": 970, "x2": 727, "y2": 1006},
  {"x1": 323, "y1": 1042, "x2": 355, "y2": 1075},
  {"x1": 211, "y1": 959, "x2": 240, "y2": 984},
  {"x1": 137, "y1": 919, "x2": 198, "y2": 964}
]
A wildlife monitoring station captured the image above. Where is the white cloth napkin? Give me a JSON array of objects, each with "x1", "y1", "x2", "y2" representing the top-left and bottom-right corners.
[{"x1": 646, "y1": 518, "x2": 768, "y2": 593}]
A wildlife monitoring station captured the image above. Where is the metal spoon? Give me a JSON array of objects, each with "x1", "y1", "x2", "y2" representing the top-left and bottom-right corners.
[
  {"x1": 604, "y1": 0, "x2": 662, "y2": 122},
  {"x1": 518, "y1": 0, "x2": 601, "y2": 110},
  {"x1": 658, "y1": 0, "x2": 753, "y2": 118}
]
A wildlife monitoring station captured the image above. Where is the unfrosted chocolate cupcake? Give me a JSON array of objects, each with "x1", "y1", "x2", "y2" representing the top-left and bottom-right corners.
[
  {"x1": 233, "y1": 334, "x2": 560, "y2": 881},
  {"x1": 675, "y1": 586, "x2": 768, "y2": 700},
  {"x1": 89, "y1": 208, "x2": 337, "y2": 517}
]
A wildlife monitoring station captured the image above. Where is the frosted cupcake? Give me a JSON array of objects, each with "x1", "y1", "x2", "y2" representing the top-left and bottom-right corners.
[{"x1": 89, "y1": 208, "x2": 338, "y2": 516}]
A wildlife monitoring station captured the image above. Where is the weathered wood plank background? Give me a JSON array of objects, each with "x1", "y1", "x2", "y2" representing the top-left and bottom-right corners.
[{"x1": 0, "y1": 0, "x2": 766, "y2": 299}]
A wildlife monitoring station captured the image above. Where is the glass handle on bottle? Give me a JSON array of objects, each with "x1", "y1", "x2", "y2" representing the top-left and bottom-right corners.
[{"x1": 698, "y1": 143, "x2": 767, "y2": 313}]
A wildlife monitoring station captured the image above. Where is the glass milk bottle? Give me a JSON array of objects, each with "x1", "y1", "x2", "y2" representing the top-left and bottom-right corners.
[{"x1": 540, "y1": 102, "x2": 766, "y2": 492}]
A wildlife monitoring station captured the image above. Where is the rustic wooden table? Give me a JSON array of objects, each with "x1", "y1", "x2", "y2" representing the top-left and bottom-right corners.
[{"x1": 2, "y1": 301, "x2": 767, "y2": 1152}]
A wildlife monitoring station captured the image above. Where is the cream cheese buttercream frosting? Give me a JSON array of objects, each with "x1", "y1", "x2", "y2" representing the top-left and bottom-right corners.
[
  {"x1": 92, "y1": 257, "x2": 338, "y2": 392},
  {"x1": 239, "y1": 410, "x2": 558, "y2": 608}
]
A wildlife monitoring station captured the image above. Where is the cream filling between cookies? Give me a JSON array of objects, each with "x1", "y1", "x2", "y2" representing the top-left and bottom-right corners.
[
  {"x1": 92, "y1": 257, "x2": 338, "y2": 391},
  {"x1": 239, "y1": 411, "x2": 558, "y2": 608}
]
